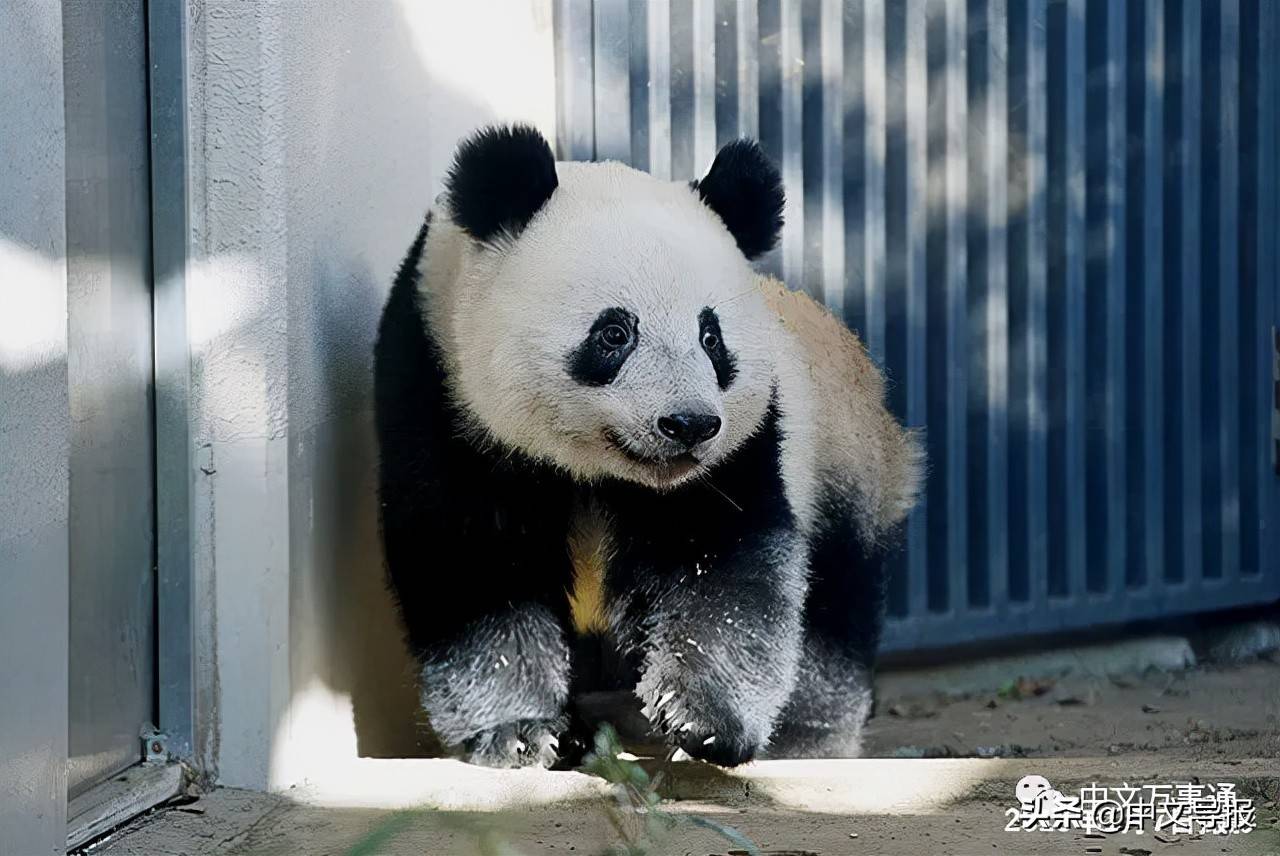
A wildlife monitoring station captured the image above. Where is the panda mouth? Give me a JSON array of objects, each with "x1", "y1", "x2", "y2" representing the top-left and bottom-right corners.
[{"x1": 604, "y1": 431, "x2": 701, "y2": 474}]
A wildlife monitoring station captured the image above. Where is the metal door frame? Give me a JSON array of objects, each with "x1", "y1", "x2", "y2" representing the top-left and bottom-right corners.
[
  {"x1": 148, "y1": 0, "x2": 199, "y2": 772},
  {"x1": 58, "y1": 0, "x2": 199, "y2": 849}
]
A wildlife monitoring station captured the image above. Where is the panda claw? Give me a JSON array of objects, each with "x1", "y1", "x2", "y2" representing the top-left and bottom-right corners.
[{"x1": 462, "y1": 717, "x2": 565, "y2": 769}]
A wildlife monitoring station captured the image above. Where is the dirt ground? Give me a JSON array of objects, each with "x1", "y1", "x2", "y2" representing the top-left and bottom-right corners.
[
  {"x1": 864, "y1": 657, "x2": 1280, "y2": 762},
  {"x1": 87, "y1": 658, "x2": 1280, "y2": 856}
]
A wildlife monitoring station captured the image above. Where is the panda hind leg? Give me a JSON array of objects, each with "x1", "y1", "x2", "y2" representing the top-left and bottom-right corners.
[
  {"x1": 767, "y1": 509, "x2": 893, "y2": 759},
  {"x1": 767, "y1": 637, "x2": 875, "y2": 758}
]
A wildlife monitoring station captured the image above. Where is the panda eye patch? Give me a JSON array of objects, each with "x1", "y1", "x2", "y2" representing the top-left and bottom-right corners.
[
  {"x1": 566, "y1": 307, "x2": 639, "y2": 386},
  {"x1": 698, "y1": 307, "x2": 738, "y2": 390}
]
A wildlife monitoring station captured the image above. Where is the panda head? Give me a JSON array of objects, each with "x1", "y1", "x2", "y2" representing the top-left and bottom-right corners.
[{"x1": 439, "y1": 125, "x2": 785, "y2": 490}]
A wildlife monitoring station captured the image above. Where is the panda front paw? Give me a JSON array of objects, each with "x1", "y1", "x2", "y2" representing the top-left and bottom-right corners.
[
  {"x1": 641, "y1": 687, "x2": 762, "y2": 767},
  {"x1": 672, "y1": 719, "x2": 759, "y2": 767},
  {"x1": 462, "y1": 717, "x2": 566, "y2": 769}
]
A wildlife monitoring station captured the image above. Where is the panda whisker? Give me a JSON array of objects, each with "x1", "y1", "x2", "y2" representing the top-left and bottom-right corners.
[
  {"x1": 695, "y1": 470, "x2": 743, "y2": 512},
  {"x1": 711, "y1": 287, "x2": 760, "y2": 310}
]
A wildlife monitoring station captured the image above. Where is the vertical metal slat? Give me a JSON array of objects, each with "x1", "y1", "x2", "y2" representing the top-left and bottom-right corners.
[
  {"x1": 628, "y1": 0, "x2": 651, "y2": 172},
  {"x1": 1084, "y1": 0, "x2": 1109, "y2": 595},
  {"x1": 905, "y1": 0, "x2": 931, "y2": 618},
  {"x1": 1215, "y1": 0, "x2": 1242, "y2": 581},
  {"x1": 801, "y1": 6, "x2": 826, "y2": 301},
  {"x1": 735, "y1": 0, "x2": 759, "y2": 140},
  {"x1": 1007, "y1": 0, "x2": 1050, "y2": 609},
  {"x1": 971, "y1": 0, "x2": 1010, "y2": 610},
  {"x1": 842, "y1": 0, "x2": 866, "y2": 339},
  {"x1": 1027, "y1": 0, "x2": 1051, "y2": 611},
  {"x1": 862, "y1": 0, "x2": 888, "y2": 368},
  {"x1": 647, "y1": 0, "x2": 672, "y2": 179},
  {"x1": 925, "y1": 0, "x2": 968, "y2": 613},
  {"x1": 756, "y1": 0, "x2": 782, "y2": 276},
  {"x1": 692, "y1": 0, "x2": 717, "y2": 172},
  {"x1": 1141, "y1": 0, "x2": 1167, "y2": 595},
  {"x1": 554, "y1": 0, "x2": 596, "y2": 160},
  {"x1": 1046, "y1": 0, "x2": 1088, "y2": 600},
  {"x1": 1103, "y1": 0, "x2": 1128, "y2": 596},
  {"x1": 593, "y1": 0, "x2": 632, "y2": 162},
  {"x1": 1247, "y1": 0, "x2": 1280, "y2": 577},
  {"x1": 714, "y1": 0, "x2": 739, "y2": 148},
  {"x1": 819, "y1": 0, "x2": 845, "y2": 315},
  {"x1": 670, "y1": 0, "x2": 696, "y2": 179},
  {"x1": 1170, "y1": 0, "x2": 1203, "y2": 586},
  {"x1": 1261, "y1": 1, "x2": 1280, "y2": 577},
  {"x1": 1064, "y1": 0, "x2": 1088, "y2": 601},
  {"x1": 779, "y1": 0, "x2": 804, "y2": 288}
]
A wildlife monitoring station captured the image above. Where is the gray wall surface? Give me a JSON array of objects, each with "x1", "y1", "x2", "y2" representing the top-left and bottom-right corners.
[
  {"x1": 0, "y1": 1, "x2": 70, "y2": 853},
  {"x1": 178, "y1": 0, "x2": 556, "y2": 789}
]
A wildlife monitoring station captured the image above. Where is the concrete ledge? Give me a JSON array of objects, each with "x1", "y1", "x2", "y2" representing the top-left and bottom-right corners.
[
  {"x1": 286, "y1": 758, "x2": 612, "y2": 810},
  {"x1": 1199, "y1": 620, "x2": 1280, "y2": 664},
  {"x1": 283, "y1": 755, "x2": 1280, "y2": 816}
]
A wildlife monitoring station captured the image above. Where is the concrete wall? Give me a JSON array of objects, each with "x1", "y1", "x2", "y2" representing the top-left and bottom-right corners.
[
  {"x1": 0, "y1": 1, "x2": 70, "y2": 852},
  {"x1": 181, "y1": 0, "x2": 557, "y2": 789}
]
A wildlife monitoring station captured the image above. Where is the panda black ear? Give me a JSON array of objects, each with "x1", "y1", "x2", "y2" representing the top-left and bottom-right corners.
[
  {"x1": 692, "y1": 139, "x2": 784, "y2": 260},
  {"x1": 445, "y1": 124, "x2": 558, "y2": 244}
]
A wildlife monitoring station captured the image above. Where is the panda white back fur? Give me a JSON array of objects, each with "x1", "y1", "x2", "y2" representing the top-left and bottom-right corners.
[{"x1": 374, "y1": 125, "x2": 922, "y2": 768}]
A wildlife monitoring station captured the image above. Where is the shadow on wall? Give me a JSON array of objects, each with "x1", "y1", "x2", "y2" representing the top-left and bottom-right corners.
[
  {"x1": 302, "y1": 253, "x2": 440, "y2": 759},
  {"x1": 263, "y1": 0, "x2": 556, "y2": 765}
]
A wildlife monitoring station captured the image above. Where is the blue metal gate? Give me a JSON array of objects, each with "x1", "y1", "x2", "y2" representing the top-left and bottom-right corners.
[{"x1": 552, "y1": 0, "x2": 1280, "y2": 652}]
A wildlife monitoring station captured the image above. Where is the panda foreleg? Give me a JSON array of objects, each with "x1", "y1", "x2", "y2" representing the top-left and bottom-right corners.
[
  {"x1": 614, "y1": 530, "x2": 809, "y2": 767},
  {"x1": 416, "y1": 602, "x2": 571, "y2": 768},
  {"x1": 380, "y1": 462, "x2": 575, "y2": 768}
]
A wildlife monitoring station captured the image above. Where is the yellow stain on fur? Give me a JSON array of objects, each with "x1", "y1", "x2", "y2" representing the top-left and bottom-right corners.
[{"x1": 567, "y1": 503, "x2": 612, "y2": 634}]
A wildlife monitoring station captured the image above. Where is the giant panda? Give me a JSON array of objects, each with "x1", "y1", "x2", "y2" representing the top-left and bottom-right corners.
[{"x1": 373, "y1": 124, "x2": 922, "y2": 769}]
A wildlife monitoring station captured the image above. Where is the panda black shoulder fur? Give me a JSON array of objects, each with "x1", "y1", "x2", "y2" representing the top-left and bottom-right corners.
[{"x1": 374, "y1": 125, "x2": 922, "y2": 768}]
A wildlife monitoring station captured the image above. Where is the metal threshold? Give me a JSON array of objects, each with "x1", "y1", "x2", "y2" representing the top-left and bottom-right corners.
[{"x1": 67, "y1": 762, "x2": 185, "y2": 852}]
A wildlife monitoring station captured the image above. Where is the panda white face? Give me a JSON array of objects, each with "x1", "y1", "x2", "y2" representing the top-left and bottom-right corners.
[
  {"x1": 425, "y1": 127, "x2": 786, "y2": 489},
  {"x1": 442, "y1": 160, "x2": 778, "y2": 489}
]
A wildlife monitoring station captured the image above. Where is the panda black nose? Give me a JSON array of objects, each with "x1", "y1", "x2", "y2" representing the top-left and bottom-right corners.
[{"x1": 656, "y1": 412, "x2": 722, "y2": 447}]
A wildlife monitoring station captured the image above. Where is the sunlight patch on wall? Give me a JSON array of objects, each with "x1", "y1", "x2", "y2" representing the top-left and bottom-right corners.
[
  {"x1": 268, "y1": 676, "x2": 359, "y2": 791},
  {"x1": 185, "y1": 252, "x2": 288, "y2": 441},
  {"x1": 397, "y1": 0, "x2": 556, "y2": 141},
  {"x1": 0, "y1": 238, "x2": 65, "y2": 372}
]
